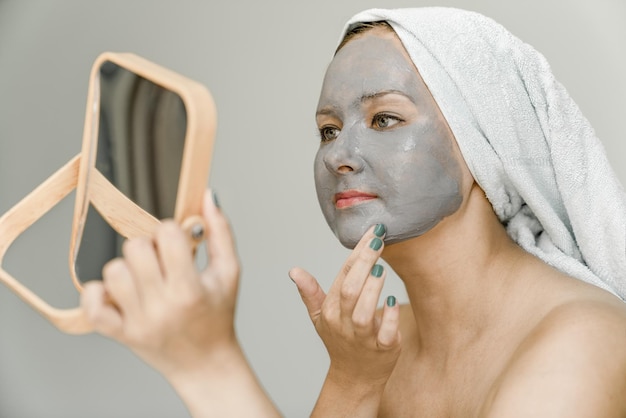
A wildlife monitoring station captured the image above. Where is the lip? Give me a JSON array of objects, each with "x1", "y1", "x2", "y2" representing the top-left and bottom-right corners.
[{"x1": 334, "y1": 190, "x2": 378, "y2": 209}]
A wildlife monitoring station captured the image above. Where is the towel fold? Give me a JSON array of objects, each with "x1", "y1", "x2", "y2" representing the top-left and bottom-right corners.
[{"x1": 343, "y1": 8, "x2": 626, "y2": 299}]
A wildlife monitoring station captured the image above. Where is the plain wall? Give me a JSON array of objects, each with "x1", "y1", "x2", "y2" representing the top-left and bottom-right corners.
[{"x1": 0, "y1": 0, "x2": 624, "y2": 416}]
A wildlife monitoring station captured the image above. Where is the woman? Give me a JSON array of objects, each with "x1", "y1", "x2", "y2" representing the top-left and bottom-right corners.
[{"x1": 81, "y1": 7, "x2": 626, "y2": 417}]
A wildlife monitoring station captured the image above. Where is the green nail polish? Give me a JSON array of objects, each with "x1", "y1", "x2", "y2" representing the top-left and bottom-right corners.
[
  {"x1": 370, "y1": 237, "x2": 383, "y2": 251},
  {"x1": 371, "y1": 264, "x2": 384, "y2": 278},
  {"x1": 212, "y1": 191, "x2": 221, "y2": 208},
  {"x1": 373, "y1": 223, "x2": 386, "y2": 237},
  {"x1": 386, "y1": 295, "x2": 396, "y2": 307}
]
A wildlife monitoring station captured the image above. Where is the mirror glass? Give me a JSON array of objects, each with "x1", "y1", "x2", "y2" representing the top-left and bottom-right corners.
[{"x1": 75, "y1": 60, "x2": 187, "y2": 283}]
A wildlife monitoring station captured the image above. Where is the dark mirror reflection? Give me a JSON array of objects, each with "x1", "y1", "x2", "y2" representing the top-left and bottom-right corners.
[{"x1": 75, "y1": 61, "x2": 187, "y2": 283}]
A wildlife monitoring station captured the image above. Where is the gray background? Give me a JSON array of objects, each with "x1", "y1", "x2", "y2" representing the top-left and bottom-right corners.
[{"x1": 0, "y1": 0, "x2": 624, "y2": 417}]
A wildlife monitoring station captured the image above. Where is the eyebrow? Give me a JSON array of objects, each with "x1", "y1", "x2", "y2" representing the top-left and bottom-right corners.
[
  {"x1": 316, "y1": 90, "x2": 415, "y2": 118},
  {"x1": 316, "y1": 107, "x2": 338, "y2": 118},
  {"x1": 361, "y1": 89, "x2": 415, "y2": 104}
]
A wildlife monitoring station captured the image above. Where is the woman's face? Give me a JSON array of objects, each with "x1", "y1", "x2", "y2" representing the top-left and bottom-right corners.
[{"x1": 314, "y1": 28, "x2": 464, "y2": 248}]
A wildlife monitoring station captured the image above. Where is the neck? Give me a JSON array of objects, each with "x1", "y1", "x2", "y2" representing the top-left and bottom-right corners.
[{"x1": 381, "y1": 185, "x2": 529, "y2": 359}]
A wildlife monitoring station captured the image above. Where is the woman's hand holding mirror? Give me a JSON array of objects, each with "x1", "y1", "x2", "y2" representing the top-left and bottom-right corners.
[
  {"x1": 81, "y1": 190, "x2": 237, "y2": 375},
  {"x1": 81, "y1": 190, "x2": 279, "y2": 417}
]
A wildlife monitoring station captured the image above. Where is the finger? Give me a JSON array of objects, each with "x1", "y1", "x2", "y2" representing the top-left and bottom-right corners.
[
  {"x1": 155, "y1": 221, "x2": 198, "y2": 292},
  {"x1": 122, "y1": 236, "x2": 164, "y2": 301},
  {"x1": 328, "y1": 223, "x2": 386, "y2": 298},
  {"x1": 80, "y1": 281, "x2": 124, "y2": 340},
  {"x1": 102, "y1": 258, "x2": 141, "y2": 317},
  {"x1": 351, "y1": 264, "x2": 386, "y2": 337},
  {"x1": 377, "y1": 296, "x2": 401, "y2": 349},
  {"x1": 338, "y1": 233, "x2": 385, "y2": 318},
  {"x1": 289, "y1": 267, "x2": 327, "y2": 323},
  {"x1": 201, "y1": 189, "x2": 239, "y2": 295}
]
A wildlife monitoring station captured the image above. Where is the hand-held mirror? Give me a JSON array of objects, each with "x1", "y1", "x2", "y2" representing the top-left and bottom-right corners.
[{"x1": 0, "y1": 52, "x2": 217, "y2": 334}]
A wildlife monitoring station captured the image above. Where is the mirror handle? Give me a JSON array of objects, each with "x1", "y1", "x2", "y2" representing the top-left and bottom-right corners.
[{"x1": 0, "y1": 155, "x2": 93, "y2": 334}]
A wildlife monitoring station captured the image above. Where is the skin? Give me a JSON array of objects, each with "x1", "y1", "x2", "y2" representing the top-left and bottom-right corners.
[
  {"x1": 315, "y1": 34, "x2": 462, "y2": 248},
  {"x1": 80, "y1": 25, "x2": 626, "y2": 418}
]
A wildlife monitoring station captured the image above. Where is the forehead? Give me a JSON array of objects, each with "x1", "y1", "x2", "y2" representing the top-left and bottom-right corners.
[{"x1": 318, "y1": 29, "x2": 425, "y2": 110}]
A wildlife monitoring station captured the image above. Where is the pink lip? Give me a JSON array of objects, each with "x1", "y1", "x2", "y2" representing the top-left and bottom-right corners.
[{"x1": 334, "y1": 190, "x2": 377, "y2": 209}]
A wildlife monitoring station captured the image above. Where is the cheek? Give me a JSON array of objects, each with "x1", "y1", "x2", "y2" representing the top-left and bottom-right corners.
[
  {"x1": 383, "y1": 123, "x2": 463, "y2": 202},
  {"x1": 402, "y1": 121, "x2": 460, "y2": 174},
  {"x1": 366, "y1": 125, "x2": 433, "y2": 180},
  {"x1": 427, "y1": 123, "x2": 463, "y2": 181},
  {"x1": 313, "y1": 149, "x2": 335, "y2": 207},
  {"x1": 313, "y1": 150, "x2": 327, "y2": 192}
]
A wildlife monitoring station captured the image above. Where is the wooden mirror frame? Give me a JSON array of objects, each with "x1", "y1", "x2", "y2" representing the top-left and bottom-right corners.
[{"x1": 0, "y1": 52, "x2": 216, "y2": 335}]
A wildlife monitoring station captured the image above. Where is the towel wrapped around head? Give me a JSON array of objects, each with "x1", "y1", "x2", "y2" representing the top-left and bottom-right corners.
[{"x1": 342, "y1": 8, "x2": 626, "y2": 299}]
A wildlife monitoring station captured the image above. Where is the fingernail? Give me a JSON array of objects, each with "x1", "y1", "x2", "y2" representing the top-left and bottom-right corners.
[
  {"x1": 190, "y1": 223, "x2": 204, "y2": 240},
  {"x1": 386, "y1": 295, "x2": 396, "y2": 307},
  {"x1": 369, "y1": 237, "x2": 383, "y2": 251},
  {"x1": 212, "y1": 190, "x2": 221, "y2": 208},
  {"x1": 373, "y1": 223, "x2": 386, "y2": 237},
  {"x1": 371, "y1": 264, "x2": 384, "y2": 278}
]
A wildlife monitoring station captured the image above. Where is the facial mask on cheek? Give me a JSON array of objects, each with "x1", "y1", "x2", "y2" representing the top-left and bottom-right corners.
[
  {"x1": 314, "y1": 121, "x2": 463, "y2": 249},
  {"x1": 376, "y1": 124, "x2": 463, "y2": 244}
]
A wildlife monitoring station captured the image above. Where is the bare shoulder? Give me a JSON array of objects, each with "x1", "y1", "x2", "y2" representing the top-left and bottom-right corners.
[{"x1": 483, "y1": 290, "x2": 626, "y2": 417}]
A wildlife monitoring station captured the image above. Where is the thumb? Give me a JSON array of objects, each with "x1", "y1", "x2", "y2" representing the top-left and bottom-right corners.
[{"x1": 289, "y1": 267, "x2": 326, "y2": 323}]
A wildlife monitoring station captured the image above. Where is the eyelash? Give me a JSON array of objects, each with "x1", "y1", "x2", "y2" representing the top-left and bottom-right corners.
[
  {"x1": 318, "y1": 126, "x2": 340, "y2": 142},
  {"x1": 317, "y1": 113, "x2": 404, "y2": 143},
  {"x1": 371, "y1": 113, "x2": 403, "y2": 130}
]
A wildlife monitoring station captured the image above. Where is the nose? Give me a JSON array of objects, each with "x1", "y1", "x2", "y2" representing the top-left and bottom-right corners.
[{"x1": 323, "y1": 132, "x2": 364, "y2": 175}]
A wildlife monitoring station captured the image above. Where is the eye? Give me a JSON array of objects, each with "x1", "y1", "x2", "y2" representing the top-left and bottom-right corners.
[
  {"x1": 372, "y1": 113, "x2": 403, "y2": 130},
  {"x1": 319, "y1": 125, "x2": 340, "y2": 142}
]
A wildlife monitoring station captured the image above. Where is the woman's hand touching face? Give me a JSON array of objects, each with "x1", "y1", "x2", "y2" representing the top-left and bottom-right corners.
[{"x1": 290, "y1": 223, "x2": 401, "y2": 386}]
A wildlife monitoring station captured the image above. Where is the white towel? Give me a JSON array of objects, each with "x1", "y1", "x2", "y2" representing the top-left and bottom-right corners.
[{"x1": 343, "y1": 8, "x2": 626, "y2": 299}]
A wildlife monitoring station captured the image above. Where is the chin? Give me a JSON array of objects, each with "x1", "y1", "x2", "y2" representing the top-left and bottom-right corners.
[
  {"x1": 335, "y1": 218, "x2": 442, "y2": 249},
  {"x1": 384, "y1": 220, "x2": 441, "y2": 245},
  {"x1": 331, "y1": 223, "x2": 367, "y2": 250},
  {"x1": 337, "y1": 235, "x2": 359, "y2": 250}
]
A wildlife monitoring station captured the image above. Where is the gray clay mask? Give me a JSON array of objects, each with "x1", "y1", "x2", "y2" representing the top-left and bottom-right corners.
[{"x1": 314, "y1": 30, "x2": 463, "y2": 248}]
